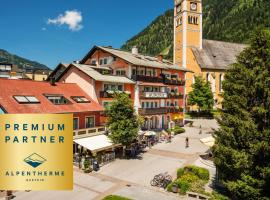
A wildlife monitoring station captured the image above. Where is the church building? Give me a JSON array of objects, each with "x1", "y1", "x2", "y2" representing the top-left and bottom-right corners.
[{"x1": 174, "y1": 0, "x2": 246, "y2": 109}]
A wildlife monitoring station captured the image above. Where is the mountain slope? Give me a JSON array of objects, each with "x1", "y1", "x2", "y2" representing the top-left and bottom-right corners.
[
  {"x1": 0, "y1": 49, "x2": 50, "y2": 70},
  {"x1": 121, "y1": 0, "x2": 270, "y2": 60}
]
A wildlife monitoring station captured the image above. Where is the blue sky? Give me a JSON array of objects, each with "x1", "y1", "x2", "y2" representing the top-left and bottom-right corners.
[{"x1": 0, "y1": 0, "x2": 173, "y2": 69}]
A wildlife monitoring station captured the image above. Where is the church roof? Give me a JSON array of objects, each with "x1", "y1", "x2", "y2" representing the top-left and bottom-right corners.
[{"x1": 192, "y1": 39, "x2": 247, "y2": 70}]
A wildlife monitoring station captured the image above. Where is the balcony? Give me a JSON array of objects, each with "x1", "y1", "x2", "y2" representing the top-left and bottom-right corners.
[
  {"x1": 164, "y1": 78, "x2": 185, "y2": 86},
  {"x1": 167, "y1": 107, "x2": 184, "y2": 113},
  {"x1": 139, "y1": 107, "x2": 167, "y2": 115},
  {"x1": 131, "y1": 75, "x2": 163, "y2": 83},
  {"x1": 73, "y1": 126, "x2": 106, "y2": 139},
  {"x1": 100, "y1": 91, "x2": 131, "y2": 98},
  {"x1": 141, "y1": 92, "x2": 168, "y2": 99},
  {"x1": 168, "y1": 93, "x2": 184, "y2": 99}
]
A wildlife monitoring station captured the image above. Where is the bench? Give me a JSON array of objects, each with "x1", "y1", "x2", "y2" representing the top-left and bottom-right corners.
[{"x1": 186, "y1": 191, "x2": 210, "y2": 200}]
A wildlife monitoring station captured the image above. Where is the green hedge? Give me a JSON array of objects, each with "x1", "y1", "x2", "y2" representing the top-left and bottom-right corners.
[
  {"x1": 177, "y1": 168, "x2": 185, "y2": 178},
  {"x1": 184, "y1": 165, "x2": 210, "y2": 181},
  {"x1": 167, "y1": 126, "x2": 185, "y2": 135},
  {"x1": 102, "y1": 195, "x2": 132, "y2": 200}
]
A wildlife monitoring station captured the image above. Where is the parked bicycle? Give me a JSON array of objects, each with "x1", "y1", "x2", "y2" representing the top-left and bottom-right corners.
[{"x1": 150, "y1": 172, "x2": 172, "y2": 188}]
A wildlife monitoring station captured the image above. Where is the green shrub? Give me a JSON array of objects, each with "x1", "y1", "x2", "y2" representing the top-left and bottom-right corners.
[
  {"x1": 166, "y1": 182, "x2": 174, "y2": 192},
  {"x1": 180, "y1": 173, "x2": 199, "y2": 183},
  {"x1": 190, "y1": 179, "x2": 207, "y2": 194},
  {"x1": 184, "y1": 165, "x2": 210, "y2": 181},
  {"x1": 177, "y1": 168, "x2": 185, "y2": 178},
  {"x1": 173, "y1": 126, "x2": 185, "y2": 135},
  {"x1": 175, "y1": 179, "x2": 191, "y2": 195},
  {"x1": 210, "y1": 192, "x2": 230, "y2": 200},
  {"x1": 102, "y1": 195, "x2": 132, "y2": 200},
  {"x1": 83, "y1": 159, "x2": 90, "y2": 170}
]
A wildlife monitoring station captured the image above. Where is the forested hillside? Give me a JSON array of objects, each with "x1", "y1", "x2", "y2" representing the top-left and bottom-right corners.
[
  {"x1": 122, "y1": 0, "x2": 270, "y2": 60},
  {"x1": 0, "y1": 49, "x2": 50, "y2": 70}
]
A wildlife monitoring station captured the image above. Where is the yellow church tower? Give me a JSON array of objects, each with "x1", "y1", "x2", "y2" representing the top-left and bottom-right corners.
[{"x1": 174, "y1": 0, "x2": 203, "y2": 94}]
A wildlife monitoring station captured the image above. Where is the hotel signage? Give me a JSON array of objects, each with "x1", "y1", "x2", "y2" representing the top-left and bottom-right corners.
[
  {"x1": 0, "y1": 114, "x2": 73, "y2": 190},
  {"x1": 144, "y1": 92, "x2": 168, "y2": 98}
]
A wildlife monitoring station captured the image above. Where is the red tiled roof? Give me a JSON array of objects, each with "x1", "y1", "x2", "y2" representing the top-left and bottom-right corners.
[{"x1": 0, "y1": 78, "x2": 103, "y2": 114}]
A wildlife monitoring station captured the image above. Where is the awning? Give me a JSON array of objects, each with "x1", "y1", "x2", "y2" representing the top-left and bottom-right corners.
[
  {"x1": 200, "y1": 136, "x2": 215, "y2": 147},
  {"x1": 74, "y1": 135, "x2": 116, "y2": 153}
]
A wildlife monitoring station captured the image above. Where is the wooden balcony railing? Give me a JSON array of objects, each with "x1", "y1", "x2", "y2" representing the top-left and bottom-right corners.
[
  {"x1": 73, "y1": 126, "x2": 106, "y2": 139},
  {"x1": 131, "y1": 75, "x2": 163, "y2": 83},
  {"x1": 164, "y1": 78, "x2": 185, "y2": 86},
  {"x1": 100, "y1": 91, "x2": 131, "y2": 98},
  {"x1": 131, "y1": 74, "x2": 185, "y2": 86},
  {"x1": 167, "y1": 107, "x2": 184, "y2": 113},
  {"x1": 139, "y1": 107, "x2": 167, "y2": 115}
]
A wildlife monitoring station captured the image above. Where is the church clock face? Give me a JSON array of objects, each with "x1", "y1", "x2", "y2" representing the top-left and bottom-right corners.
[{"x1": 190, "y1": 3, "x2": 197, "y2": 11}]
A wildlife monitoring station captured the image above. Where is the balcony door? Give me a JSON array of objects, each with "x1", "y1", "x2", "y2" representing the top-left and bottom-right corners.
[{"x1": 85, "y1": 116, "x2": 95, "y2": 128}]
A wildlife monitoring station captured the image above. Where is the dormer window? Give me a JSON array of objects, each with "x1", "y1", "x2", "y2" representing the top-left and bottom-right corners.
[
  {"x1": 91, "y1": 59, "x2": 97, "y2": 65},
  {"x1": 13, "y1": 95, "x2": 40, "y2": 104},
  {"x1": 45, "y1": 94, "x2": 70, "y2": 105},
  {"x1": 71, "y1": 96, "x2": 90, "y2": 103}
]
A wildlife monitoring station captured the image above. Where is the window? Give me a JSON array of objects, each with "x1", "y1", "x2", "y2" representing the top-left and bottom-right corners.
[
  {"x1": 104, "y1": 84, "x2": 123, "y2": 92},
  {"x1": 132, "y1": 68, "x2": 137, "y2": 75},
  {"x1": 206, "y1": 73, "x2": 210, "y2": 82},
  {"x1": 71, "y1": 96, "x2": 90, "y2": 103},
  {"x1": 142, "y1": 102, "x2": 145, "y2": 108},
  {"x1": 155, "y1": 102, "x2": 158, "y2": 108},
  {"x1": 188, "y1": 16, "x2": 198, "y2": 25},
  {"x1": 175, "y1": 101, "x2": 178, "y2": 107},
  {"x1": 116, "y1": 70, "x2": 126, "y2": 76},
  {"x1": 219, "y1": 74, "x2": 223, "y2": 92},
  {"x1": 86, "y1": 116, "x2": 95, "y2": 128},
  {"x1": 13, "y1": 96, "x2": 40, "y2": 104},
  {"x1": 166, "y1": 101, "x2": 170, "y2": 107},
  {"x1": 45, "y1": 95, "x2": 70, "y2": 105},
  {"x1": 91, "y1": 59, "x2": 97, "y2": 65},
  {"x1": 171, "y1": 74, "x2": 178, "y2": 79},
  {"x1": 99, "y1": 57, "x2": 109, "y2": 65},
  {"x1": 176, "y1": 4, "x2": 181, "y2": 13},
  {"x1": 73, "y1": 118, "x2": 79, "y2": 130}
]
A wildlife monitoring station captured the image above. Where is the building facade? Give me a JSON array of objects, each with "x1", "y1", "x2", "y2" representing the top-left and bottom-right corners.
[
  {"x1": 50, "y1": 46, "x2": 190, "y2": 130},
  {"x1": 174, "y1": 0, "x2": 246, "y2": 109}
]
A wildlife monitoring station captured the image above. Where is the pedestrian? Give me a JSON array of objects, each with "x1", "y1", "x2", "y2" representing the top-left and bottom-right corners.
[{"x1": 185, "y1": 137, "x2": 189, "y2": 148}]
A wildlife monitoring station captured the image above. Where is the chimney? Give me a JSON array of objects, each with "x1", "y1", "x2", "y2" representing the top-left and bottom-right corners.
[
  {"x1": 157, "y1": 54, "x2": 163, "y2": 62},
  {"x1": 49, "y1": 77, "x2": 56, "y2": 86},
  {"x1": 131, "y1": 46, "x2": 138, "y2": 55}
]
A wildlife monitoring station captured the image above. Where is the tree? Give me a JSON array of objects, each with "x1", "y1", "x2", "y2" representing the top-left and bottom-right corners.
[
  {"x1": 105, "y1": 93, "x2": 139, "y2": 147},
  {"x1": 213, "y1": 30, "x2": 270, "y2": 200},
  {"x1": 188, "y1": 76, "x2": 214, "y2": 112}
]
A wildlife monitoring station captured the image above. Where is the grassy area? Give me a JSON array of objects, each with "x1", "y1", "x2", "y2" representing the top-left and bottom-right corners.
[{"x1": 102, "y1": 195, "x2": 133, "y2": 200}]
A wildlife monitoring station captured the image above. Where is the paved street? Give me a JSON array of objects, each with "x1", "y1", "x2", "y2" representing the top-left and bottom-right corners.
[{"x1": 2, "y1": 119, "x2": 218, "y2": 200}]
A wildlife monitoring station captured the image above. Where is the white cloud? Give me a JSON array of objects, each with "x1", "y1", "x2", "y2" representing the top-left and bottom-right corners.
[
  {"x1": 41, "y1": 27, "x2": 47, "y2": 31},
  {"x1": 47, "y1": 10, "x2": 83, "y2": 31}
]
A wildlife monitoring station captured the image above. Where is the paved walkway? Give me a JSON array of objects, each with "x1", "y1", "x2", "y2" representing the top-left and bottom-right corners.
[{"x1": 2, "y1": 119, "x2": 218, "y2": 200}]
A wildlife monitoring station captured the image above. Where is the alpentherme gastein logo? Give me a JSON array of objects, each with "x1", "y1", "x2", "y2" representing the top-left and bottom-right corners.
[
  {"x1": 24, "y1": 153, "x2": 47, "y2": 168},
  {"x1": 0, "y1": 114, "x2": 73, "y2": 190}
]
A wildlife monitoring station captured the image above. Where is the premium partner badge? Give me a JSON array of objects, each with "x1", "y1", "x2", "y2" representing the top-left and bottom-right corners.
[{"x1": 0, "y1": 114, "x2": 73, "y2": 190}]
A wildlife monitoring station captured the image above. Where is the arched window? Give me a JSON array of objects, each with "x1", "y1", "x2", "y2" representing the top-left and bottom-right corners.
[
  {"x1": 219, "y1": 74, "x2": 223, "y2": 92},
  {"x1": 206, "y1": 73, "x2": 210, "y2": 82}
]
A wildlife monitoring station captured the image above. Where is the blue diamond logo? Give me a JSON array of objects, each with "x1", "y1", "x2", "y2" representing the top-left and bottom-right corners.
[{"x1": 24, "y1": 153, "x2": 46, "y2": 168}]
